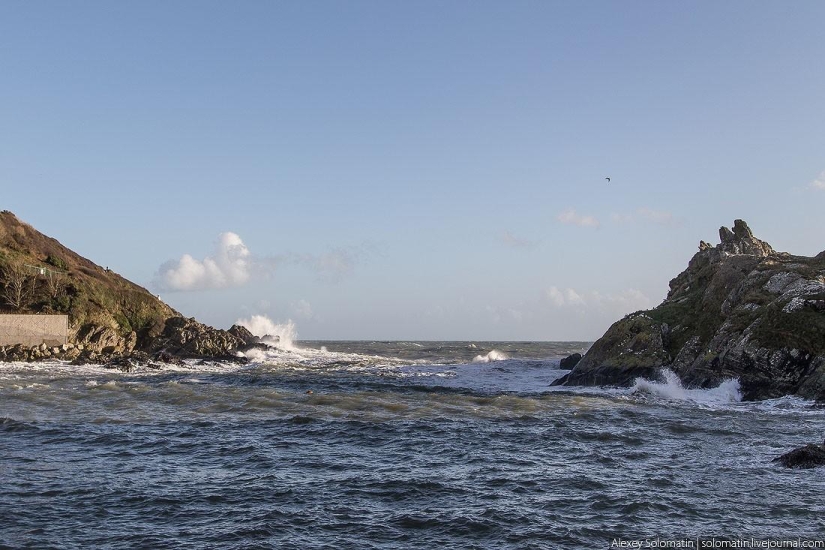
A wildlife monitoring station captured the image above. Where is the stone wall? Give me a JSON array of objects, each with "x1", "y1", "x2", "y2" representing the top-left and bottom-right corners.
[{"x1": 0, "y1": 314, "x2": 68, "y2": 346}]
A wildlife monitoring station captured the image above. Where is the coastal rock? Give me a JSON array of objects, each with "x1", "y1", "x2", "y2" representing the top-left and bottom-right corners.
[
  {"x1": 556, "y1": 314, "x2": 669, "y2": 387},
  {"x1": 718, "y1": 219, "x2": 774, "y2": 256},
  {"x1": 147, "y1": 317, "x2": 245, "y2": 358},
  {"x1": 773, "y1": 441, "x2": 825, "y2": 469},
  {"x1": 75, "y1": 325, "x2": 136, "y2": 355},
  {"x1": 151, "y1": 350, "x2": 185, "y2": 365},
  {"x1": 560, "y1": 220, "x2": 825, "y2": 401},
  {"x1": 228, "y1": 324, "x2": 257, "y2": 345},
  {"x1": 559, "y1": 353, "x2": 582, "y2": 370}
]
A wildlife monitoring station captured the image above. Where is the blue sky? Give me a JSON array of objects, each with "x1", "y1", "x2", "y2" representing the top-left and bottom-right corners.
[{"x1": 2, "y1": 1, "x2": 824, "y2": 340}]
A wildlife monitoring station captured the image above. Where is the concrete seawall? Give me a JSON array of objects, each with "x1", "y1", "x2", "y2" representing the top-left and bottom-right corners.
[{"x1": 0, "y1": 314, "x2": 68, "y2": 347}]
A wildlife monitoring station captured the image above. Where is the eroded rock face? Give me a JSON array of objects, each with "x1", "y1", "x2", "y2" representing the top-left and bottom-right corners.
[
  {"x1": 718, "y1": 219, "x2": 775, "y2": 256},
  {"x1": 560, "y1": 220, "x2": 825, "y2": 401},
  {"x1": 75, "y1": 325, "x2": 137, "y2": 355}
]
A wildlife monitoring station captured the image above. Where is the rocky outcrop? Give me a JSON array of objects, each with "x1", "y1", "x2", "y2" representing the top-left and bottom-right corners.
[
  {"x1": 773, "y1": 441, "x2": 825, "y2": 469},
  {"x1": 718, "y1": 219, "x2": 774, "y2": 256},
  {"x1": 228, "y1": 324, "x2": 257, "y2": 345},
  {"x1": 1, "y1": 342, "x2": 84, "y2": 362},
  {"x1": 557, "y1": 220, "x2": 825, "y2": 401},
  {"x1": 75, "y1": 325, "x2": 137, "y2": 355},
  {"x1": 147, "y1": 317, "x2": 246, "y2": 358}
]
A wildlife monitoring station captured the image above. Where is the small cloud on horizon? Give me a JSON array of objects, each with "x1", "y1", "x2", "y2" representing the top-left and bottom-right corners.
[
  {"x1": 610, "y1": 207, "x2": 680, "y2": 227},
  {"x1": 810, "y1": 170, "x2": 825, "y2": 191},
  {"x1": 546, "y1": 286, "x2": 585, "y2": 307},
  {"x1": 546, "y1": 285, "x2": 652, "y2": 313},
  {"x1": 557, "y1": 208, "x2": 600, "y2": 228},
  {"x1": 273, "y1": 245, "x2": 374, "y2": 283},
  {"x1": 155, "y1": 233, "x2": 375, "y2": 292},
  {"x1": 637, "y1": 207, "x2": 679, "y2": 226},
  {"x1": 291, "y1": 299, "x2": 315, "y2": 319},
  {"x1": 501, "y1": 230, "x2": 538, "y2": 248}
]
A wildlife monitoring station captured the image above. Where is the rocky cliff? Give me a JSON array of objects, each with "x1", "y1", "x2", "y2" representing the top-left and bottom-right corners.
[
  {"x1": 555, "y1": 220, "x2": 825, "y2": 401},
  {"x1": 0, "y1": 211, "x2": 255, "y2": 362}
]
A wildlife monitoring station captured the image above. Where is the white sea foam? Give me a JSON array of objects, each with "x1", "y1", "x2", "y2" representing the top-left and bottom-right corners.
[
  {"x1": 473, "y1": 350, "x2": 508, "y2": 363},
  {"x1": 630, "y1": 369, "x2": 742, "y2": 404}
]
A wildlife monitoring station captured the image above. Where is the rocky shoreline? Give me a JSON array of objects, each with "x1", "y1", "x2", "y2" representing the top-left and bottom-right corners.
[{"x1": 0, "y1": 316, "x2": 267, "y2": 370}]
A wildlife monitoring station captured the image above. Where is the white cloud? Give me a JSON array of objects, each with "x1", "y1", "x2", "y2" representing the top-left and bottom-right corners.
[
  {"x1": 288, "y1": 248, "x2": 360, "y2": 282},
  {"x1": 565, "y1": 288, "x2": 585, "y2": 306},
  {"x1": 156, "y1": 234, "x2": 377, "y2": 292},
  {"x1": 485, "y1": 304, "x2": 526, "y2": 324},
  {"x1": 557, "y1": 208, "x2": 600, "y2": 228},
  {"x1": 545, "y1": 285, "x2": 652, "y2": 313},
  {"x1": 588, "y1": 288, "x2": 653, "y2": 311},
  {"x1": 636, "y1": 207, "x2": 677, "y2": 226},
  {"x1": 262, "y1": 242, "x2": 380, "y2": 283},
  {"x1": 610, "y1": 212, "x2": 634, "y2": 224},
  {"x1": 810, "y1": 171, "x2": 825, "y2": 191},
  {"x1": 291, "y1": 299, "x2": 314, "y2": 319},
  {"x1": 547, "y1": 286, "x2": 565, "y2": 307},
  {"x1": 609, "y1": 208, "x2": 680, "y2": 227},
  {"x1": 501, "y1": 231, "x2": 537, "y2": 248},
  {"x1": 155, "y1": 232, "x2": 251, "y2": 291}
]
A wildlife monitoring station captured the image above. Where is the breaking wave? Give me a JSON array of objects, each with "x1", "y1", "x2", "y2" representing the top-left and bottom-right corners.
[
  {"x1": 236, "y1": 314, "x2": 298, "y2": 350},
  {"x1": 472, "y1": 350, "x2": 508, "y2": 363},
  {"x1": 630, "y1": 368, "x2": 742, "y2": 404}
]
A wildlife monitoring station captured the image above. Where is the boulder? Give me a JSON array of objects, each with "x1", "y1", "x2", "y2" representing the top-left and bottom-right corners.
[
  {"x1": 773, "y1": 441, "x2": 825, "y2": 468},
  {"x1": 228, "y1": 324, "x2": 257, "y2": 345},
  {"x1": 76, "y1": 325, "x2": 129, "y2": 354}
]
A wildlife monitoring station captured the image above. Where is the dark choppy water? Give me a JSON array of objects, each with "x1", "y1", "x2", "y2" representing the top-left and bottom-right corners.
[{"x1": 1, "y1": 341, "x2": 824, "y2": 549}]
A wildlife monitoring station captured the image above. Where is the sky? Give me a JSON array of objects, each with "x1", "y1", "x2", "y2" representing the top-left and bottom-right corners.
[{"x1": 2, "y1": 1, "x2": 824, "y2": 340}]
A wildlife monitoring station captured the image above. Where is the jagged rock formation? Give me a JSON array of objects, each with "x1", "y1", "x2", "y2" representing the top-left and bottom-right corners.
[
  {"x1": 0, "y1": 211, "x2": 251, "y2": 361},
  {"x1": 555, "y1": 220, "x2": 825, "y2": 401},
  {"x1": 147, "y1": 318, "x2": 256, "y2": 358}
]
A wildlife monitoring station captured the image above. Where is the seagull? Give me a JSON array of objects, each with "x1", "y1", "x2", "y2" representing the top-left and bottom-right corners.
[{"x1": 605, "y1": 177, "x2": 610, "y2": 183}]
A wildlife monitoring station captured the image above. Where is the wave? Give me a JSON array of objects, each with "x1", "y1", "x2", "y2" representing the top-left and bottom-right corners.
[
  {"x1": 472, "y1": 350, "x2": 508, "y2": 363},
  {"x1": 629, "y1": 369, "x2": 742, "y2": 405},
  {"x1": 0, "y1": 416, "x2": 38, "y2": 433}
]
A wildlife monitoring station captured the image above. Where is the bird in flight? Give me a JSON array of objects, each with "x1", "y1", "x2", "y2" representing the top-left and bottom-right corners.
[{"x1": 605, "y1": 177, "x2": 611, "y2": 183}]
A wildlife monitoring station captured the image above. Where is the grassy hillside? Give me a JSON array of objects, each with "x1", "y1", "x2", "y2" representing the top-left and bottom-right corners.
[{"x1": 0, "y1": 210, "x2": 179, "y2": 346}]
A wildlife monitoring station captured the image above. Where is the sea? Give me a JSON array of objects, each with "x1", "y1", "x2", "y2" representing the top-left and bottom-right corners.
[{"x1": 2, "y1": 336, "x2": 824, "y2": 549}]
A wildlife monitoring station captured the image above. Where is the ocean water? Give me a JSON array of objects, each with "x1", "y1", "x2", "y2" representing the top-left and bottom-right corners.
[{"x1": 1, "y1": 340, "x2": 824, "y2": 549}]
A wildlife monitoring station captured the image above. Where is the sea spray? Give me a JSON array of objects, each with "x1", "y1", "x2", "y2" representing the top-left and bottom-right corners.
[
  {"x1": 473, "y1": 350, "x2": 508, "y2": 363},
  {"x1": 237, "y1": 314, "x2": 298, "y2": 350},
  {"x1": 630, "y1": 368, "x2": 742, "y2": 404}
]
